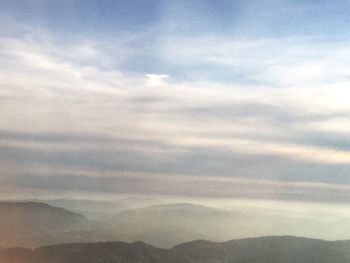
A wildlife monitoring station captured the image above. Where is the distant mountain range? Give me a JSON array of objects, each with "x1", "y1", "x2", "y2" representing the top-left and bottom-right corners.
[
  {"x1": 107, "y1": 203, "x2": 235, "y2": 247},
  {"x1": 1, "y1": 200, "x2": 348, "y2": 250},
  {"x1": 0, "y1": 201, "x2": 236, "y2": 248},
  {"x1": 1, "y1": 236, "x2": 350, "y2": 263},
  {"x1": 34, "y1": 197, "x2": 166, "y2": 220}
]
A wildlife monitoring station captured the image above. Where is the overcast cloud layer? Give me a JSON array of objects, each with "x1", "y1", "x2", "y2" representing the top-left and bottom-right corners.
[{"x1": 1, "y1": 0, "x2": 350, "y2": 202}]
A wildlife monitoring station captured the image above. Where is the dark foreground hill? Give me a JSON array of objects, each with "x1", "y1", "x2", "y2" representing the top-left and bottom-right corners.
[{"x1": 1, "y1": 236, "x2": 350, "y2": 263}]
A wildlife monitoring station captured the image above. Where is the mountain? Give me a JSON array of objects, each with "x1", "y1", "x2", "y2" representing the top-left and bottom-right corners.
[
  {"x1": 1, "y1": 236, "x2": 350, "y2": 263},
  {"x1": 107, "y1": 203, "x2": 234, "y2": 248},
  {"x1": 172, "y1": 236, "x2": 350, "y2": 263},
  {"x1": 31, "y1": 197, "x2": 165, "y2": 220},
  {"x1": 0, "y1": 202, "x2": 115, "y2": 248},
  {"x1": 0, "y1": 201, "x2": 86, "y2": 228},
  {"x1": 2, "y1": 201, "x2": 347, "y2": 251},
  {"x1": 0, "y1": 201, "x2": 236, "y2": 249},
  {"x1": 108, "y1": 201, "x2": 350, "y2": 248}
]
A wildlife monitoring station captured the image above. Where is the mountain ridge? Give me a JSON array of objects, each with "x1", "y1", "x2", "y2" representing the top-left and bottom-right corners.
[{"x1": 1, "y1": 236, "x2": 349, "y2": 263}]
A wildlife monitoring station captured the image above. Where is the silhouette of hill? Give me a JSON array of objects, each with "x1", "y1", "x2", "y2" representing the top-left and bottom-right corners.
[{"x1": 1, "y1": 236, "x2": 350, "y2": 263}]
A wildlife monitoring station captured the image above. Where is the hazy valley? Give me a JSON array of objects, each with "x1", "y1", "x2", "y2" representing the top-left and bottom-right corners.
[{"x1": 1, "y1": 199, "x2": 350, "y2": 252}]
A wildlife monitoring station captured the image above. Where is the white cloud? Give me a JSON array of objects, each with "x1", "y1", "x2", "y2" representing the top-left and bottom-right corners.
[
  {"x1": 145, "y1": 74, "x2": 169, "y2": 86},
  {"x1": 158, "y1": 34, "x2": 350, "y2": 89},
  {"x1": 1, "y1": 21, "x2": 350, "y2": 200}
]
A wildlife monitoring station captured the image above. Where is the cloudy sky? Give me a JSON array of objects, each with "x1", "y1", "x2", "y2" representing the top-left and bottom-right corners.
[{"x1": 1, "y1": 0, "x2": 350, "y2": 202}]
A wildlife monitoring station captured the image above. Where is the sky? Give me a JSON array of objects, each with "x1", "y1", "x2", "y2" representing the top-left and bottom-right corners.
[{"x1": 1, "y1": 0, "x2": 350, "y2": 204}]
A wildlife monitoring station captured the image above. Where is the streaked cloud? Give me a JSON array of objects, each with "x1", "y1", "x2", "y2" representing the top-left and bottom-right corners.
[{"x1": 1, "y1": 1, "x2": 350, "y2": 203}]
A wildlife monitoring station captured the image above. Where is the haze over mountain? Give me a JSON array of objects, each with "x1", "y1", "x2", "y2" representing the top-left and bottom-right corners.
[
  {"x1": 105, "y1": 201, "x2": 350, "y2": 248},
  {"x1": 35, "y1": 197, "x2": 167, "y2": 220},
  {"x1": 3, "y1": 200, "x2": 350, "y2": 250},
  {"x1": 0, "y1": 201, "x2": 235, "y2": 248},
  {"x1": 106, "y1": 203, "x2": 228, "y2": 247},
  {"x1": 0, "y1": 202, "x2": 117, "y2": 248},
  {"x1": 1, "y1": 236, "x2": 350, "y2": 263}
]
